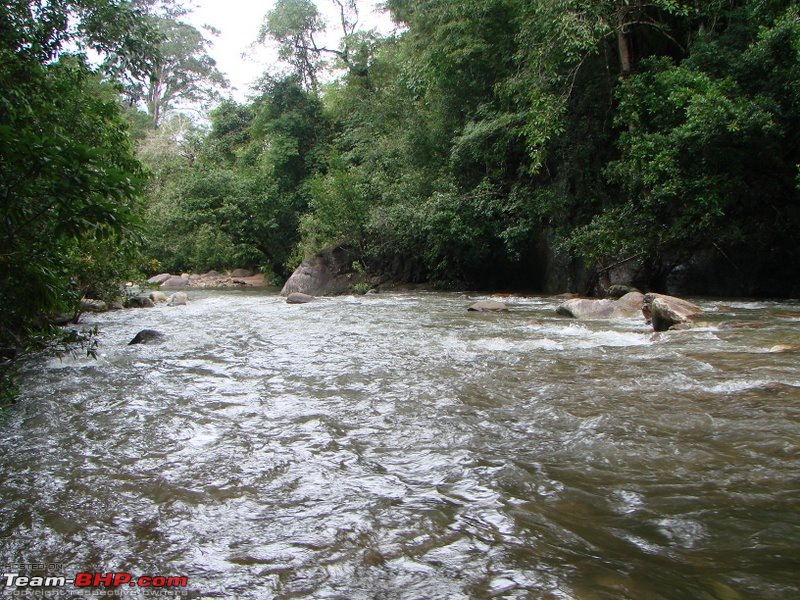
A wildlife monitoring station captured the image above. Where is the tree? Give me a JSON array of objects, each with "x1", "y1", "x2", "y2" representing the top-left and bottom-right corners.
[
  {"x1": 568, "y1": 2, "x2": 800, "y2": 291},
  {"x1": 259, "y1": 0, "x2": 327, "y2": 91},
  {"x1": 106, "y1": 1, "x2": 229, "y2": 128},
  {"x1": 0, "y1": 0, "x2": 152, "y2": 398}
]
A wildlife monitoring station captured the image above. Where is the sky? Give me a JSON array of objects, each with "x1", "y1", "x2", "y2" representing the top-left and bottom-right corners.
[{"x1": 185, "y1": 0, "x2": 397, "y2": 102}]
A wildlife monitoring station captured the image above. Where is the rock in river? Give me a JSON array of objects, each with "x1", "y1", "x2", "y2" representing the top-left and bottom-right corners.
[
  {"x1": 281, "y1": 246, "x2": 366, "y2": 297},
  {"x1": 126, "y1": 295, "x2": 155, "y2": 308},
  {"x1": 128, "y1": 329, "x2": 165, "y2": 345},
  {"x1": 468, "y1": 301, "x2": 508, "y2": 312},
  {"x1": 168, "y1": 292, "x2": 188, "y2": 306},
  {"x1": 556, "y1": 294, "x2": 642, "y2": 319},
  {"x1": 642, "y1": 293, "x2": 701, "y2": 331},
  {"x1": 287, "y1": 292, "x2": 315, "y2": 304}
]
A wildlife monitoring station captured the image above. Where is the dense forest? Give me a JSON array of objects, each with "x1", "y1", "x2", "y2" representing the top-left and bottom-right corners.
[{"x1": 1, "y1": 0, "x2": 799, "y2": 393}]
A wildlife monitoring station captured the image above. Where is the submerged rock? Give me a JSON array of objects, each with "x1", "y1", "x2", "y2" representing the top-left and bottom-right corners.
[
  {"x1": 128, "y1": 329, "x2": 165, "y2": 345},
  {"x1": 468, "y1": 300, "x2": 508, "y2": 312},
  {"x1": 286, "y1": 292, "x2": 315, "y2": 304},
  {"x1": 768, "y1": 344, "x2": 797, "y2": 353},
  {"x1": 642, "y1": 293, "x2": 701, "y2": 332}
]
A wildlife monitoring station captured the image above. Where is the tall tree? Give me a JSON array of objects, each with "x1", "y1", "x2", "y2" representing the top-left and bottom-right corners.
[
  {"x1": 259, "y1": 0, "x2": 326, "y2": 91},
  {"x1": 106, "y1": 1, "x2": 228, "y2": 128}
]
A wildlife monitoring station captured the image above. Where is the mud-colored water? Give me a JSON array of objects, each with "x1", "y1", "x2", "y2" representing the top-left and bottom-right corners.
[{"x1": 1, "y1": 291, "x2": 799, "y2": 599}]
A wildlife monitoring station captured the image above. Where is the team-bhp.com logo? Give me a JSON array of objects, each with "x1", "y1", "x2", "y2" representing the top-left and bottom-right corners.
[{"x1": 3, "y1": 572, "x2": 188, "y2": 590}]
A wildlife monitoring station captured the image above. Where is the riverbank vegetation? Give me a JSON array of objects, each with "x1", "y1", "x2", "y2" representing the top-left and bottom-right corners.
[
  {"x1": 2, "y1": 0, "x2": 800, "y2": 396},
  {"x1": 133, "y1": 0, "x2": 800, "y2": 294}
]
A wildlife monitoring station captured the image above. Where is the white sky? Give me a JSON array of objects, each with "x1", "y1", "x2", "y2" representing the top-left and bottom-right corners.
[{"x1": 185, "y1": 0, "x2": 396, "y2": 101}]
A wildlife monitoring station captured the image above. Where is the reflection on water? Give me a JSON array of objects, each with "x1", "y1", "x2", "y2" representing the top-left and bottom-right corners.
[{"x1": 1, "y1": 290, "x2": 799, "y2": 598}]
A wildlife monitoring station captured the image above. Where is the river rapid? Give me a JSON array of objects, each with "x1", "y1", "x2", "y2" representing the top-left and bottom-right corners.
[{"x1": 1, "y1": 290, "x2": 799, "y2": 599}]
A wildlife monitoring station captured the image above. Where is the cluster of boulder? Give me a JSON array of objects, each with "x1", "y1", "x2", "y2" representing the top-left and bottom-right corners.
[
  {"x1": 282, "y1": 247, "x2": 700, "y2": 331},
  {"x1": 555, "y1": 290, "x2": 701, "y2": 331},
  {"x1": 146, "y1": 269, "x2": 265, "y2": 289}
]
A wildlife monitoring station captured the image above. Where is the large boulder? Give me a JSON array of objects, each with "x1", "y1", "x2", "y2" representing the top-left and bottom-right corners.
[
  {"x1": 615, "y1": 291, "x2": 645, "y2": 311},
  {"x1": 281, "y1": 246, "x2": 366, "y2": 297},
  {"x1": 556, "y1": 296, "x2": 642, "y2": 319},
  {"x1": 161, "y1": 275, "x2": 189, "y2": 288},
  {"x1": 147, "y1": 273, "x2": 172, "y2": 285},
  {"x1": 468, "y1": 301, "x2": 508, "y2": 312},
  {"x1": 642, "y1": 293, "x2": 701, "y2": 331},
  {"x1": 286, "y1": 292, "x2": 314, "y2": 304}
]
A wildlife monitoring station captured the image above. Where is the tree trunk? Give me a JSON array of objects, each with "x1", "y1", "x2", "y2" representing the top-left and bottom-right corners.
[{"x1": 617, "y1": 28, "x2": 632, "y2": 77}]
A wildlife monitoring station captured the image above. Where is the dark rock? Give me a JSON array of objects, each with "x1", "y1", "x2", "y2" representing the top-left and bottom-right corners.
[
  {"x1": 281, "y1": 246, "x2": 366, "y2": 297},
  {"x1": 606, "y1": 284, "x2": 638, "y2": 299},
  {"x1": 80, "y1": 298, "x2": 108, "y2": 313},
  {"x1": 202, "y1": 270, "x2": 221, "y2": 278},
  {"x1": 126, "y1": 296, "x2": 155, "y2": 308},
  {"x1": 161, "y1": 275, "x2": 189, "y2": 288},
  {"x1": 642, "y1": 293, "x2": 701, "y2": 332},
  {"x1": 230, "y1": 268, "x2": 253, "y2": 277},
  {"x1": 147, "y1": 273, "x2": 172, "y2": 285},
  {"x1": 468, "y1": 300, "x2": 508, "y2": 312},
  {"x1": 286, "y1": 292, "x2": 315, "y2": 304},
  {"x1": 52, "y1": 313, "x2": 74, "y2": 326},
  {"x1": 128, "y1": 329, "x2": 165, "y2": 345}
]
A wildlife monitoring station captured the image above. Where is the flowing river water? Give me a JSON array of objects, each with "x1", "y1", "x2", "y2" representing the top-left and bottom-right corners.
[{"x1": 1, "y1": 290, "x2": 799, "y2": 599}]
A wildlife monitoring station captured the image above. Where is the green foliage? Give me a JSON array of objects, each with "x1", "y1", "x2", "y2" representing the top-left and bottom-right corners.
[
  {"x1": 260, "y1": 0, "x2": 326, "y2": 90},
  {"x1": 566, "y1": 3, "x2": 800, "y2": 285},
  {"x1": 126, "y1": 0, "x2": 798, "y2": 298},
  {"x1": 105, "y1": 3, "x2": 229, "y2": 128},
  {"x1": 350, "y1": 282, "x2": 372, "y2": 295},
  {"x1": 0, "y1": 0, "x2": 151, "y2": 399},
  {"x1": 136, "y1": 77, "x2": 328, "y2": 277}
]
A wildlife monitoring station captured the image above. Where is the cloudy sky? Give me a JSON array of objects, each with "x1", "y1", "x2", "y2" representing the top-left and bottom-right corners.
[{"x1": 185, "y1": 0, "x2": 396, "y2": 101}]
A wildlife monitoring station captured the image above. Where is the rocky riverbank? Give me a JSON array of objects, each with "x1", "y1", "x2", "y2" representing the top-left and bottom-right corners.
[{"x1": 147, "y1": 269, "x2": 268, "y2": 289}]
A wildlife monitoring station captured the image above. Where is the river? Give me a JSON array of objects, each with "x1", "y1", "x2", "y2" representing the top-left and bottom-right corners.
[{"x1": 0, "y1": 290, "x2": 799, "y2": 599}]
